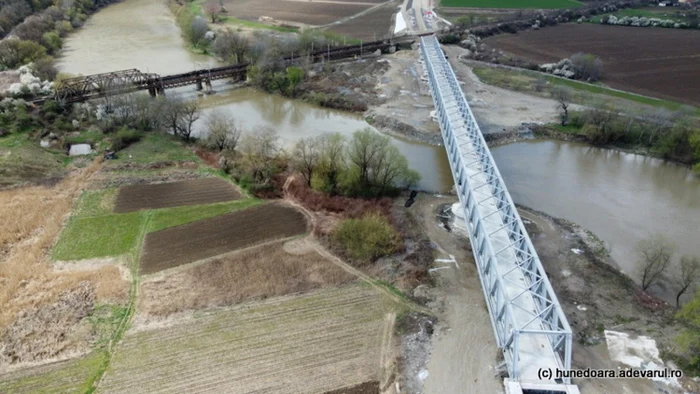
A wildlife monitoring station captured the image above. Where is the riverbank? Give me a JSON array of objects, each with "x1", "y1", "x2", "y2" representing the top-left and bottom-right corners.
[
  {"x1": 518, "y1": 205, "x2": 699, "y2": 391},
  {"x1": 412, "y1": 193, "x2": 699, "y2": 393}
]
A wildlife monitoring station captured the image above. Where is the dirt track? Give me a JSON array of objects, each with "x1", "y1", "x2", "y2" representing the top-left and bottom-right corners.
[
  {"x1": 99, "y1": 284, "x2": 393, "y2": 394},
  {"x1": 114, "y1": 177, "x2": 241, "y2": 213},
  {"x1": 140, "y1": 203, "x2": 307, "y2": 274},
  {"x1": 485, "y1": 24, "x2": 700, "y2": 106},
  {"x1": 411, "y1": 195, "x2": 504, "y2": 394}
]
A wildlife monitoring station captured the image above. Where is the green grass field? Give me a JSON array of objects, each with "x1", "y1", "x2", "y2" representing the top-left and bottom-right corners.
[
  {"x1": 440, "y1": 0, "x2": 583, "y2": 9},
  {"x1": 106, "y1": 133, "x2": 199, "y2": 165},
  {"x1": 53, "y1": 212, "x2": 145, "y2": 261},
  {"x1": 54, "y1": 183, "x2": 259, "y2": 260}
]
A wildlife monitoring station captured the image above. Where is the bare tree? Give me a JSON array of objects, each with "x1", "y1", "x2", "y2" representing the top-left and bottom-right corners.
[
  {"x1": 675, "y1": 256, "x2": 700, "y2": 308},
  {"x1": 212, "y1": 29, "x2": 248, "y2": 64},
  {"x1": 550, "y1": 86, "x2": 572, "y2": 126},
  {"x1": 205, "y1": 109, "x2": 240, "y2": 151},
  {"x1": 179, "y1": 100, "x2": 200, "y2": 142},
  {"x1": 205, "y1": 3, "x2": 220, "y2": 23},
  {"x1": 637, "y1": 234, "x2": 676, "y2": 291},
  {"x1": 162, "y1": 99, "x2": 201, "y2": 142},
  {"x1": 292, "y1": 137, "x2": 321, "y2": 186},
  {"x1": 239, "y1": 127, "x2": 280, "y2": 184}
]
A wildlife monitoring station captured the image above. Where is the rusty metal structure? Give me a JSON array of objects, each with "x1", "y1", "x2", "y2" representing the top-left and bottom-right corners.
[{"x1": 38, "y1": 38, "x2": 408, "y2": 105}]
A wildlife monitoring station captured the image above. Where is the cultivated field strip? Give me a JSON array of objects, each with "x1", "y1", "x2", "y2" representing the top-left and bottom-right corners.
[
  {"x1": 327, "y1": 3, "x2": 397, "y2": 41},
  {"x1": 0, "y1": 352, "x2": 103, "y2": 393},
  {"x1": 114, "y1": 178, "x2": 241, "y2": 213},
  {"x1": 208, "y1": 0, "x2": 371, "y2": 26},
  {"x1": 485, "y1": 24, "x2": 700, "y2": 106},
  {"x1": 140, "y1": 203, "x2": 307, "y2": 274},
  {"x1": 98, "y1": 285, "x2": 392, "y2": 393}
]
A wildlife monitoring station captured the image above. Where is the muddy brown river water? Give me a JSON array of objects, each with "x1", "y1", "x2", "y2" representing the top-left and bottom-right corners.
[{"x1": 58, "y1": 0, "x2": 700, "y2": 300}]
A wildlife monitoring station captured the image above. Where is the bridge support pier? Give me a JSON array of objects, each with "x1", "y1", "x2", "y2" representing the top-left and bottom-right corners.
[
  {"x1": 148, "y1": 87, "x2": 156, "y2": 97},
  {"x1": 196, "y1": 78, "x2": 203, "y2": 91},
  {"x1": 204, "y1": 78, "x2": 212, "y2": 93}
]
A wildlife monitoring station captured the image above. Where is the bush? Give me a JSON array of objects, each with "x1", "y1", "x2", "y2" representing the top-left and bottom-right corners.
[
  {"x1": 0, "y1": 39, "x2": 47, "y2": 69},
  {"x1": 41, "y1": 31, "x2": 62, "y2": 54},
  {"x1": 110, "y1": 128, "x2": 142, "y2": 151},
  {"x1": 333, "y1": 213, "x2": 400, "y2": 264}
]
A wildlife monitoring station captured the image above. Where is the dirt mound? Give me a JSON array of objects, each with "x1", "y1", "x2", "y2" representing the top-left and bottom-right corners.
[
  {"x1": 0, "y1": 282, "x2": 95, "y2": 368},
  {"x1": 114, "y1": 177, "x2": 241, "y2": 213},
  {"x1": 140, "y1": 203, "x2": 307, "y2": 274}
]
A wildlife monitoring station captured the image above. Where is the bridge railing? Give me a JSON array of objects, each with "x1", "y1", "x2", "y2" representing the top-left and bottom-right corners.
[{"x1": 419, "y1": 34, "x2": 572, "y2": 384}]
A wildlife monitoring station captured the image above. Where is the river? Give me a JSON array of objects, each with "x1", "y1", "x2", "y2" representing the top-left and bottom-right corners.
[
  {"x1": 58, "y1": 0, "x2": 700, "y2": 300},
  {"x1": 491, "y1": 140, "x2": 700, "y2": 300}
]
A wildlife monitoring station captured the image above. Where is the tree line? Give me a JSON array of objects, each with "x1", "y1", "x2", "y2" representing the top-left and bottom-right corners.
[
  {"x1": 0, "y1": 0, "x2": 120, "y2": 78},
  {"x1": 551, "y1": 85, "x2": 700, "y2": 172}
]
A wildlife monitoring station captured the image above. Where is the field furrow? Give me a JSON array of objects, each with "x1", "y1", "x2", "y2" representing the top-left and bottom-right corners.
[
  {"x1": 98, "y1": 284, "x2": 392, "y2": 393},
  {"x1": 140, "y1": 203, "x2": 307, "y2": 274},
  {"x1": 114, "y1": 177, "x2": 241, "y2": 213}
]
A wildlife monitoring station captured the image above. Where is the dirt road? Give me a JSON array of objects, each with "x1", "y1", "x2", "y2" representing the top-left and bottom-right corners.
[
  {"x1": 442, "y1": 45, "x2": 581, "y2": 134},
  {"x1": 413, "y1": 195, "x2": 504, "y2": 394}
]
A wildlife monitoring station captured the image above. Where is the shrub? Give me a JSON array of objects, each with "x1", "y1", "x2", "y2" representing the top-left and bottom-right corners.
[
  {"x1": 110, "y1": 128, "x2": 142, "y2": 151},
  {"x1": 41, "y1": 31, "x2": 62, "y2": 54},
  {"x1": 333, "y1": 213, "x2": 400, "y2": 264}
]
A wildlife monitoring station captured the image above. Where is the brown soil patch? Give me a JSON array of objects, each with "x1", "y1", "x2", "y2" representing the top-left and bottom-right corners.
[
  {"x1": 210, "y1": 0, "x2": 370, "y2": 25},
  {"x1": 139, "y1": 239, "x2": 355, "y2": 316},
  {"x1": 325, "y1": 381, "x2": 380, "y2": 394},
  {"x1": 113, "y1": 177, "x2": 241, "y2": 213},
  {"x1": 484, "y1": 24, "x2": 700, "y2": 106},
  {"x1": 140, "y1": 203, "x2": 307, "y2": 274},
  {"x1": 326, "y1": 3, "x2": 398, "y2": 41}
]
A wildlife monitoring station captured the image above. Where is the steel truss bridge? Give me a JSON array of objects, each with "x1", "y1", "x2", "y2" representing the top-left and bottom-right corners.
[
  {"x1": 419, "y1": 34, "x2": 579, "y2": 394},
  {"x1": 35, "y1": 38, "x2": 410, "y2": 105}
]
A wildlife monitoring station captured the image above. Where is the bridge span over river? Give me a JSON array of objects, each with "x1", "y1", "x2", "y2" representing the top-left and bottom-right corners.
[{"x1": 419, "y1": 34, "x2": 580, "y2": 394}]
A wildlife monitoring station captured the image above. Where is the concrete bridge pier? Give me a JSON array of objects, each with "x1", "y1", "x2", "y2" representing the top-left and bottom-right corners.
[
  {"x1": 148, "y1": 87, "x2": 156, "y2": 97},
  {"x1": 195, "y1": 78, "x2": 203, "y2": 91},
  {"x1": 204, "y1": 78, "x2": 212, "y2": 93}
]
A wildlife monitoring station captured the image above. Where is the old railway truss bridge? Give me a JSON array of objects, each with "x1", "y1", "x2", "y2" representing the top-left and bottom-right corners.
[{"x1": 35, "y1": 38, "x2": 409, "y2": 105}]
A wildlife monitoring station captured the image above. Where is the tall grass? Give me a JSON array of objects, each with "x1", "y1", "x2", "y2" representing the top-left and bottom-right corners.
[{"x1": 0, "y1": 159, "x2": 128, "y2": 332}]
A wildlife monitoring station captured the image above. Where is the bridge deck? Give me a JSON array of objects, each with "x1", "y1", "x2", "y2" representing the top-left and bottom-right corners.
[{"x1": 420, "y1": 35, "x2": 572, "y2": 385}]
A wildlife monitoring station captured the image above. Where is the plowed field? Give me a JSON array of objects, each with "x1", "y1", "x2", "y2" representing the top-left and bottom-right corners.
[
  {"x1": 327, "y1": 3, "x2": 397, "y2": 41},
  {"x1": 140, "y1": 203, "x2": 307, "y2": 274},
  {"x1": 209, "y1": 0, "x2": 372, "y2": 26},
  {"x1": 114, "y1": 178, "x2": 241, "y2": 213},
  {"x1": 485, "y1": 24, "x2": 700, "y2": 106},
  {"x1": 98, "y1": 285, "x2": 392, "y2": 394}
]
